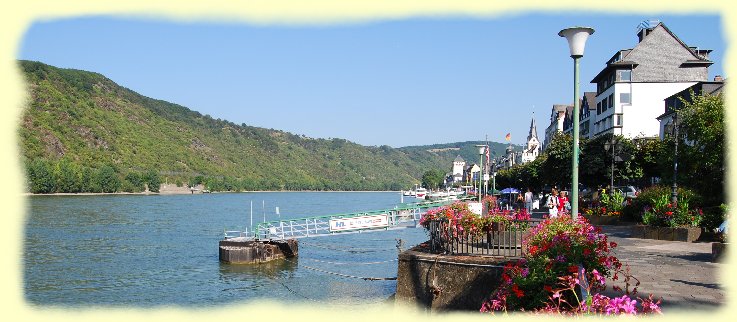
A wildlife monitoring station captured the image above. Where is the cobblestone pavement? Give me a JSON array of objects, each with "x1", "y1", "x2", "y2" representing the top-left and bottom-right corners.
[{"x1": 597, "y1": 225, "x2": 728, "y2": 312}]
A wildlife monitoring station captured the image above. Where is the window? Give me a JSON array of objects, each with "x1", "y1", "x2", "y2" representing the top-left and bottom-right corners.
[
  {"x1": 616, "y1": 115, "x2": 623, "y2": 126},
  {"x1": 597, "y1": 102, "x2": 601, "y2": 115},
  {"x1": 620, "y1": 93, "x2": 631, "y2": 104},
  {"x1": 608, "y1": 94, "x2": 614, "y2": 108},
  {"x1": 602, "y1": 98, "x2": 608, "y2": 112},
  {"x1": 620, "y1": 70, "x2": 631, "y2": 81}
]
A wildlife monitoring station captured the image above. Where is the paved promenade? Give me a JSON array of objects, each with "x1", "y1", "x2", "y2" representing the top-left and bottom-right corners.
[{"x1": 598, "y1": 224, "x2": 728, "y2": 312}]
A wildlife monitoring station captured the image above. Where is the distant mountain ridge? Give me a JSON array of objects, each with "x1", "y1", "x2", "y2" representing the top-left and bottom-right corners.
[{"x1": 18, "y1": 60, "x2": 514, "y2": 192}]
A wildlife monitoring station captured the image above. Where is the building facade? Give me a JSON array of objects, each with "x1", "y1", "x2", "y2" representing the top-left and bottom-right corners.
[
  {"x1": 588, "y1": 20, "x2": 712, "y2": 139},
  {"x1": 451, "y1": 155, "x2": 466, "y2": 183},
  {"x1": 657, "y1": 79, "x2": 725, "y2": 139}
]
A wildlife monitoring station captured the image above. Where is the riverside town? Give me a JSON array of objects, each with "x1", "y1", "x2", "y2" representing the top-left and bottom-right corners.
[{"x1": 20, "y1": 16, "x2": 727, "y2": 317}]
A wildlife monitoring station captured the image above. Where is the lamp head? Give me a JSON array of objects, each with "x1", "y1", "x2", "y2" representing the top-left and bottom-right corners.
[{"x1": 559, "y1": 27, "x2": 595, "y2": 58}]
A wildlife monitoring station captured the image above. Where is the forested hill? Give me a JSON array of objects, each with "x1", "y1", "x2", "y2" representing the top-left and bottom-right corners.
[{"x1": 19, "y1": 60, "x2": 510, "y2": 193}]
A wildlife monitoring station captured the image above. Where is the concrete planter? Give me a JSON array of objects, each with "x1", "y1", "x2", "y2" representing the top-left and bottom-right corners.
[
  {"x1": 583, "y1": 215, "x2": 621, "y2": 226},
  {"x1": 712, "y1": 242, "x2": 727, "y2": 262},
  {"x1": 631, "y1": 225, "x2": 702, "y2": 242}
]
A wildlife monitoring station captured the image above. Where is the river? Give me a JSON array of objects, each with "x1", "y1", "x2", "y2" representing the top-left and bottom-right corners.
[{"x1": 23, "y1": 192, "x2": 430, "y2": 307}]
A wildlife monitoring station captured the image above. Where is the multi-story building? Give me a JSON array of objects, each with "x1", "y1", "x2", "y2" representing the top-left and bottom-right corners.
[
  {"x1": 561, "y1": 92, "x2": 597, "y2": 139},
  {"x1": 543, "y1": 104, "x2": 570, "y2": 150},
  {"x1": 657, "y1": 78, "x2": 725, "y2": 139},
  {"x1": 589, "y1": 20, "x2": 712, "y2": 139}
]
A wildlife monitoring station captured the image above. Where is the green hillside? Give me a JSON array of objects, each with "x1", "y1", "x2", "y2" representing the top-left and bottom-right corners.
[{"x1": 17, "y1": 60, "x2": 514, "y2": 193}]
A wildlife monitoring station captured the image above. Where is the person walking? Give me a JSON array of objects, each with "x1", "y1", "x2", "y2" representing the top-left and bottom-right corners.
[
  {"x1": 558, "y1": 191, "x2": 570, "y2": 215},
  {"x1": 546, "y1": 188, "x2": 559, "y2": 218},
  {"x1": 524, "y1": 188, "x2": 533, "y2": 214}
]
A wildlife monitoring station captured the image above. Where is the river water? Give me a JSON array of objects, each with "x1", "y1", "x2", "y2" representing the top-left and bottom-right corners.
[{"x1": 23, "y1": 192, "x2": 430, "y2": 307}]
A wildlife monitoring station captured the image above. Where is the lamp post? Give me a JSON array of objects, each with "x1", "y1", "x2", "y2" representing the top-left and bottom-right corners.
[
  {"x1": 477, "y1": 145, "x2": 485, "y2": 202},
  {"x1": 604, "y1": 137, "x2": 620, "y2": 190},
  {"x1": 559, "y1": 26, "x2": 594, "y2": 220},
  {"x1": 665, "y1": 112, "x2": 680, "y2": 205}
]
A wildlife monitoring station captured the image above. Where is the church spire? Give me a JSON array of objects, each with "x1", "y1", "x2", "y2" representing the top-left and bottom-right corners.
[{"x1": 527, "y1": 112, "x2": 538, "y2": 142}]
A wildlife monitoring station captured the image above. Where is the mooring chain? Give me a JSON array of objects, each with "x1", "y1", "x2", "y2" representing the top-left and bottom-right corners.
[
  {"x1": 299, "y1": 241, "x2": 398, "y2": 253},
  {"x1": 303, "y1": 257, "x2": 398, "y2": 265},
  {"x1": 283, "y1": 257, "x2": 397, "y2": 281}
]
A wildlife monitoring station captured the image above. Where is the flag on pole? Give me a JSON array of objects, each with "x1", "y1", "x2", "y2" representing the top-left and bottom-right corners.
[
  {"x1": 505, "y1": 133, "x2": 511, "y2": 141},
  {"x1": 485, "y1": 145, "x2": 490, "y2": 170}
]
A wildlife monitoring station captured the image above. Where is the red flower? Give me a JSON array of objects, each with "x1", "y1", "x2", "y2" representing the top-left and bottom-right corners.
[
  {"x1": 511, "y1": 284, "x2": 525, "y2": 298},
  {"x1": 665, "y1": 211, "x2": 673, "y2": 216},
  {"x1": 568, "y1": 265, "x2": 579, "y2": 273},
  {"x1": 610, "y1": 241, "x2": 617, "y2": 248},
  {"x1": 544, "y1": 285, "x2": 553, "y2": 293}
]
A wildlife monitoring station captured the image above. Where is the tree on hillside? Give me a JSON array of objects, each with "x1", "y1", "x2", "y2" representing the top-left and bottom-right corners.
[
  {"x1": 96, "y1": 165, "x2": 121, "y2": 193},
  {"x1": 422, "y1": 169, "x2": 445, "y2": 190},
  {"x1": 26, "y1": 159, "x2": 54, "y2": 193},
  {"x1": 145, "y1": 170, "x2": 161, "y2": 193},
  {"x1": 54, "y1": 159, "x2": 81, "y2": 193}
]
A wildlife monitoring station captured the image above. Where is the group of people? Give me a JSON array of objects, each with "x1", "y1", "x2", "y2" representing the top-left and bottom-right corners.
[
  {"x1": 545, "y1": 188, "x2": 570, "y2": 218},
  {"x1": 510, "y1": 187, "x2": 570, "y2": 218}
]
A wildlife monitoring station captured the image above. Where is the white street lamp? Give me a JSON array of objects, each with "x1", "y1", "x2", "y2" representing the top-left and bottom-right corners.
[{"x1": 559, "y1": 26, "x2": 594, "y2": 220}]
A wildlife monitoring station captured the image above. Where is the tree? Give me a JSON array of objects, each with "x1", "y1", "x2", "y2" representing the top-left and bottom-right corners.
[
  {"x1": 145, "y1": 170, "x2": 161, "y2": 193},
  {"x1": 95, "y1": 165, "x2": 121, "y2": 193},
  {"x1": 677, "y1": 92, "x2": 725, "y2": 206},
  {"x1": 422, "y1": 169, "x2": 445, "y2": 190},
  {"x1": 124, "y1": 171, "x2": 145, "y2": 192},
  {"x1": 54, "y1": 159, "x2": 81, "y2": 193},
  {"x1": 26, "y1": 159, "x2": 54, "y2": 193},
  {"x1": 541, "y1": 132, "x2": 572, "y2": 188}
]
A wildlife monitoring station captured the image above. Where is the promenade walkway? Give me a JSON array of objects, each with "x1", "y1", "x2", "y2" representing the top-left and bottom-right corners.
[
  {"x1": 525, "y1": 208, "x2": 727, "y2": 312},
  {"x1": 599, "y1": 224, "x2": 727, "y2": 312}
]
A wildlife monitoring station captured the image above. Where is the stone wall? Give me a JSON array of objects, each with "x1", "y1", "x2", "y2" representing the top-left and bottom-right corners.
[{"x1": 395, "y1": 246, "x2": 515, "y2": 311}]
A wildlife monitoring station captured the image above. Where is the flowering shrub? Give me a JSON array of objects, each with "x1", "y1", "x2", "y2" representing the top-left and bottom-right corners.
[
  {"x1": 419, "y1": 201, "x2": 530, "y2": 237},
  {"x1": 584, "y1": 190, "x2": 624, "y2": 216},
  {"x1": 481, "y1": 215, "x2": 634, "y2": 312},
  {"x1": 642, "y1": 193, "x2": 702, "y2": 227},
  {"x1": 530, "y1": 268, "x2": 662, "y2": 315}
]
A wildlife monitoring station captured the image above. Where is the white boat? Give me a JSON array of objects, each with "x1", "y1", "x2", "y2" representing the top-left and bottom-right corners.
[
  {"x1": 402, "y1": 190, "x2": 416, "y2": 197},
  {"x1": 415, "y1": 187, "x2": 428, "y2": 199}
]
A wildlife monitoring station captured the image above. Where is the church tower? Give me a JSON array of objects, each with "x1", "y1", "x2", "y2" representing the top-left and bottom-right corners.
[{"x1": 521, "y1": 114, "x2": 540, "y2": 163}]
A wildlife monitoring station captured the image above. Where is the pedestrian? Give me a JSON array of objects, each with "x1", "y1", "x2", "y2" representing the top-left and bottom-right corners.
[
  {"x1": 558, "y1": 191, "x2": 570, "y2": 215},
  {"x1": 516, "y1": 193, "x2": 524, "y2": 210},
  {"x1": 524, "y1": 188, "x2": 533, "y2": 214},
  {"x1": 546, "y1": 188, "x2": 559, "y2": 218}
]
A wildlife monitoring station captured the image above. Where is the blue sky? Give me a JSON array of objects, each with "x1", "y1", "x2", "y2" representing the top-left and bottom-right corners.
[{"x1": 18, "y1": 13, "x2": 724, "y2": 147}]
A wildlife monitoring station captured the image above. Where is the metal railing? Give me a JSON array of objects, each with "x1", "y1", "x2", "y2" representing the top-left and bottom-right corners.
[
  {"x1": 247, "y1": 197, "x2": 476, "y2": 240},
  {"x1": 427, "y1": 219, "x2": 543, "y2": 257}
]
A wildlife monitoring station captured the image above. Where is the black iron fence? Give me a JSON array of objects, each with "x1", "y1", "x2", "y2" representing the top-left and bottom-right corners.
[{"x1": 427, "y1": 219, "x2": 543, "y2": 257}]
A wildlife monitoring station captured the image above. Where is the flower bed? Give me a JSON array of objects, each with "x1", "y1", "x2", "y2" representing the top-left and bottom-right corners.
[
  {"x1": 480, "y1": 215, "x2": 662, "y2": 316},
  {"x1": 420, "y1": 198, "x2": 536, "y2": 256}
]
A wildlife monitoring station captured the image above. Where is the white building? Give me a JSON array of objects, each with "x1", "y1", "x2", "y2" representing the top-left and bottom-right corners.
[
  {"x1": 521, "y1": 115, "x2": 541, "y2": 163},
  {"x1": 543, "y1": 104, "x2": 570, "y2": 150},
  {"x1": 451, "y1": 155, "x2": 466, "y2": 183},
  {"x1": 588, "y1": 20, "x2": 712, "y2": 139}
]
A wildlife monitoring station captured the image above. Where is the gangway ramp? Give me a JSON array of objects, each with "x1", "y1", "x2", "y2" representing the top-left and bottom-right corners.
[{"x1": 249, "y1": 197, "x2": 473, "y2": 240}]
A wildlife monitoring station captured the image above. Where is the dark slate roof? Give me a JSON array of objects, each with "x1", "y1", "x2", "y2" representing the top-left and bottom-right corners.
[
  {"x1": 591, "y1": 22, "x2": 712, "y2": 83},
  {"x1": 454, "y1": 155, "x2": 465, "y2": 162}
]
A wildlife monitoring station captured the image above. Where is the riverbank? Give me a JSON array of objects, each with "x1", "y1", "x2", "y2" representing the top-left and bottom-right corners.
[{"x1": 22, "y1": 185, "x2": 405, "y2": 196}]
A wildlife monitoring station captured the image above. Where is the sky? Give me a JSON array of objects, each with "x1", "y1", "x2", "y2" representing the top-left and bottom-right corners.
[{"x1": 18, "y1": 13, "x2": 724, "y2": 148}]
